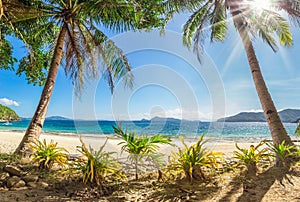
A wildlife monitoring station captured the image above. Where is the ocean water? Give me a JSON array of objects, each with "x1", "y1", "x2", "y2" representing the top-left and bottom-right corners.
[{"x1": 0, "y1": 119, "x2": 298, "y2": 141}]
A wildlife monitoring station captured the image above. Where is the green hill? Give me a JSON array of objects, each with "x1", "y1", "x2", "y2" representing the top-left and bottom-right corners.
[
  {"x1": 0, "y1": 104, "x2": 20, "y2": 122},
  {"x1": 218, "y1": 109, "x2": 300, "y2": 123}
]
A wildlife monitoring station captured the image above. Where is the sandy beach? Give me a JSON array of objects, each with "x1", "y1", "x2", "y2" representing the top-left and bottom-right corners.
[
  {"x1": 0, "y1": 130, "x2": 265, "y2": 158},
  {"x1": 1, "y1": 131, "x2": 300, "y2": 202}
]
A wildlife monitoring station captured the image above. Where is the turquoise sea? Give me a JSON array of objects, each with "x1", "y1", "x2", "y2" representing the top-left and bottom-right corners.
[{"x1": 0, "y1": 119, "x2": 298, "y2": 141}]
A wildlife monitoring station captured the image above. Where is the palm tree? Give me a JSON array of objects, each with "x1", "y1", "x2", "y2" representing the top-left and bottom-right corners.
[
  {"x1": 165, "y1": 0, "x2": 300, "y2": 148},
  {"x1": 113, "y1": 125, "x2": 171, "y2": 180},
  {"x1": 14, "y1": 0, "x2": 152, "y2": 155}
]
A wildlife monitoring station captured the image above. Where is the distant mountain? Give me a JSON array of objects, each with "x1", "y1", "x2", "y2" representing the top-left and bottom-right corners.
[
  {"x1": 0, "y1": 104, "x2": 20, "y2": 122},
  {"x1": 46, "y1": 116, "x2": 71, "y2": 120},
  {"x1": 20, "y1": 117, "x2": 31, "y2": 121},
  {"x1": 218, "y1": 109, "x2": 300, "y2": 123},
  {"x1": 20, "y1": 116, "x2": 71, "y2": 121},
  {"x1": 151, "y1": 117, "x2": 182, "y2": 123},
  {"x1": 217, "y1": 112, "x2": 265, "y2": 122},
  {"x1": 279, "y1": 109, "x2": 300, "y2": 123}
]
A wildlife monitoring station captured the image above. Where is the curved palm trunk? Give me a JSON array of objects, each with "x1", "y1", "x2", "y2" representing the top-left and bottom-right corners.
[
  {"x1": 14, "y1": 25, "x2": 67, "y2": 155},
  {"x1": 229, "y1": 3, "x2": 293, "y2": 147}
]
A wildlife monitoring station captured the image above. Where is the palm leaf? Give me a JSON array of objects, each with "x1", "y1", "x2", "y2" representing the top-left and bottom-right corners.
[
  {"x1": 209, "y1": 2, "x2": 227, "y2": 42},
  {"x1": 250, "y1": 10, "x2": 292, "y2": 51},
  {"x1": 276, "y1": 0, "x2": 300, "y2": 26},
  {"x1": 183, "y1": 3, "x2": 210, "y2": 48}
]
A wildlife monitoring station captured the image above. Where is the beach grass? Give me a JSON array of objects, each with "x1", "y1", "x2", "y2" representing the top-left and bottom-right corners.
[{"x1": 1, "y1": 131, "x2": 300, "y2": 201}]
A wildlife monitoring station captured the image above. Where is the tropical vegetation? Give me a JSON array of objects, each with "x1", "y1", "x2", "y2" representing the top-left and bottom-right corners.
[
  {"x1": 30, "y1": 139, "x2": 68, "y2": 169},
  {"x1": 233, "y1": 141, "x2": 269, "y2": 175},
  {"x1": 0, "y1": 104, "x2": 20, "y2": 121},
  {"x1": 14, "y1": 0, "x2": 166, "y2": 155},
  {"x1": 1, "y1": 0, "x2": 300, "y2": 199},
  {"x1": 113, "y1": 125, "x2": 171, "y2": 180},
  {"x1": 167, "y1": 135, "x2": 224, "y2": 182},
  {"x1": 0, "y1": 0, "x2": 25, "y2": 70},
  {"x1": 1, "y1": 130, "x2": 300, "y2": 200},
  {"x1": 74, "y1": 137, "x2": 124, "y2": 186},
  {"x1": 267, "y1": 140, "x2": 295, "y2": 167},
  {"x1": 164, "y1": 0, "x2": 300, "y2": 153}
]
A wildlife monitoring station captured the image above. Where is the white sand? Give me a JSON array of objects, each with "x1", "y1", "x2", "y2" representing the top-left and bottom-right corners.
[{"x1": 0, "y1": 130, "x2": 263, "y2": 158}]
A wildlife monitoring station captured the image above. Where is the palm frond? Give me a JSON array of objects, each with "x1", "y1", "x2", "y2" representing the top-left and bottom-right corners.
[
  {"x1": 64, "y1": 23, "x2": 84, "y2": 89},
  {"x1": 163, "y1": 0, "x2": 205, "y2": 13},
  {"x1": 17, "y1": 48, "x2": 52, "y2": 86},
  {"x1": 209, "y1": 2, "x2": 227, "y2": 42},
  {"x1": 250, "y1": 10, "x2": 292, "y2": 51},
  {"x1": 87, "y1": 0, "x2": 136, "y2": 32},
  {"x1": 92, "y1": 27, "x2": 133, "y2": 93},
  {"x1": 276, "y1": 0, "x2": 300, "y2": 26},
  {"x1": 183, "y1": 3, "x2": 211, "y2": 48},
  {"x1": 0, "y1": 32, "x2": 16, "y2": 70}
]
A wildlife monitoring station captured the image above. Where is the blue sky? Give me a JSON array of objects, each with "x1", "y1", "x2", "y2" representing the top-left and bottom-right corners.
[{"x1": 0, "y1": 14, "x2": 299, "y2": 121}]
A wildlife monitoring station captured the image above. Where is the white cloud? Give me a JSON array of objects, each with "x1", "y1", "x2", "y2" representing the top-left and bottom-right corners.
[
  {"x1": 268, "y1": 77, "x2": 300, "y2": 89},
  {"x1": 245, "y1": 109, "x2": 263, "y2": 113},
  {"x1": 0, "y1": 98, "x2": 20, "y2": 107},
  {"x1": 144, "y1": 107, "x2": 216, "y2": 121}
]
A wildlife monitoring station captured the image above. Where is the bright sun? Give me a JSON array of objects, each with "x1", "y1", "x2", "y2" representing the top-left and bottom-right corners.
[{"x1": 250, "y1": 0, "x2": 272, "y2": 11}]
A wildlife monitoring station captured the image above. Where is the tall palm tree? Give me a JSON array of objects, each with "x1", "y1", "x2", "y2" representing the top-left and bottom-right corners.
[
  {"x1": 166, "y1": 0, "x2": 300, "y2": 147},
  {"x1": 14, "y1": 0, "x2": 149, "y2": 155}
]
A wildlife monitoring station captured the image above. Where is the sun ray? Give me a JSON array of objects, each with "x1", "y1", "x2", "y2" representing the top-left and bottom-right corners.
[
  {"x1": 221, "y1": 33, "x2": 244, "y2": 76},
  {"x1": 249, "y1": 0, "x2": 273, "y2": 11}
]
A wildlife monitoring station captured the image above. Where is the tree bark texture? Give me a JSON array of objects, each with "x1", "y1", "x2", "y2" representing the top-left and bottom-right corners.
[{"x1": 15, "y1": 24, "x2": 68, "y2": 155}]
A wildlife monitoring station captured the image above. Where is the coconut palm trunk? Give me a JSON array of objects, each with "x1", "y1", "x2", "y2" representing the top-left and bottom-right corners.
[
  {"x1": 15, "y1": 25, "x2": 67, "y2": 155},
  {"x1": 230, "y1": 8, "x2": 293, "y2": 146}
]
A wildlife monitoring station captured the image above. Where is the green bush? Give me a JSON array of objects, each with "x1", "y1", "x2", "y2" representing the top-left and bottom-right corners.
[
  {"x1": 167, "y1": 135, "x2": 224, "y2": 182},
  {"x1": 113, "y1": 125, "x2": 172, "y2": 180},
  {"x1": 75, "y1": 138, "x2": 124, "y2": 186},
  {"x1": 0, "y1": 104, "x2": 20, "y2": 121},
  {"x1": 267, "y1": 140, "x2": 294, "y2": 166},
  {"x1": 233, "y1": 141, "x2": 269, "y2": 175},
  {"x1": 30, "y1": 139, "x2": 68, "y2": 169}
]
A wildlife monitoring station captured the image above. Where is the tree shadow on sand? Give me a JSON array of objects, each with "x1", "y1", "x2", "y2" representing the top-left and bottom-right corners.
[
  {"x1": 219, "y1": 163, "x2": 300, "y2": 202},
  {"x1": 145, "y1": 178, "x2": 222, "y2": 202}
]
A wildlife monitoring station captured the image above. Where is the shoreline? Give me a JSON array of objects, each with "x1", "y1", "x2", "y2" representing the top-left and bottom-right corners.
[
  {"x1": 1, "y1": 130, "x2": 294, "y2": 158},
  {"x1": 0, "y1": 128, "x2": 284, "y2": 140},
  {"x1": 1, "y1": 128, "x2": 298, "y2": 142}
]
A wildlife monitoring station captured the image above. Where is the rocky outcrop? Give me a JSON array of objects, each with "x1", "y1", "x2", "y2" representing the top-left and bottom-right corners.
[
  {"x1": 4, "y1": 165, "x2": 23, "y2": 177},
  {"x1": 6, "y1": 176, "x2": 25, "y2": 188},
  {"x1": 0, "y1": 164, "x2": 47, "y2": 190}
]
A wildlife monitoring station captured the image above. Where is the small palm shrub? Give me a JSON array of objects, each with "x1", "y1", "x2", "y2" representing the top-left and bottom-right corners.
[
  {"x1": 113, "y1": 125, "x2": 172, "y2": 180},
  {"x1": 167, "y1": 135, "x2": 224, "y2": 182},
  {"x1": 292, "y1": 146, "x2": 300, "y2": 163},
  {"x1": 30, "y1": 139, "x2": 68, "y2": 169},
  {"x1": 75, "y1": 138, "x2": 124, "y2": 186},
  {"x1": 267, "y1": 140, "x2": 294, "y2": 166},
  {"x1": 233, "y1": 141, "x2": 269, "y2": 175}
]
